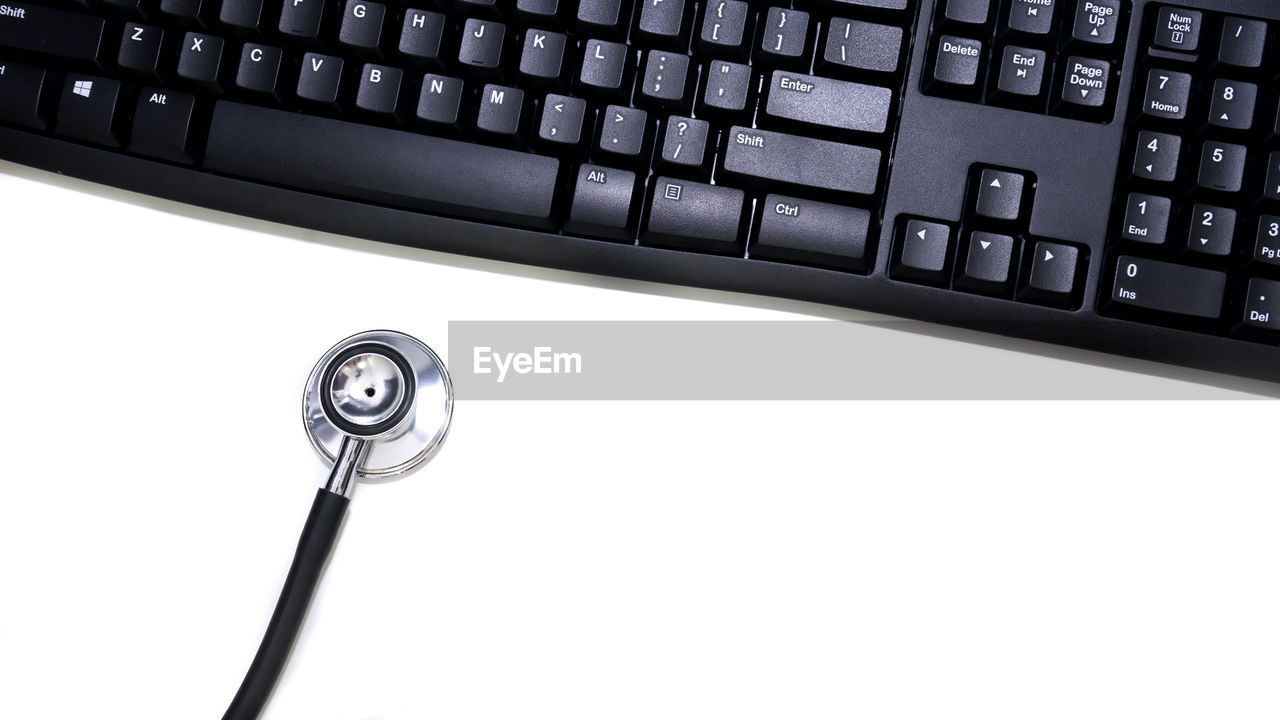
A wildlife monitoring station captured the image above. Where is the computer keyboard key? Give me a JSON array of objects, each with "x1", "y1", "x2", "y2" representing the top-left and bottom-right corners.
[
  {"x1": 577, "y1": 0, "x2": 627, "y2": 32},
  {"x1": 298, "y1": 53, "x2": 344, "y2": 104},
  {"x1": 659, "y1": 116, "x2": 708, "y2": 168},
  {"x1": 974, "y1": 168, "x2": 1026, "y2": 221},
  {"x1": 517, "y1": 0, "x2": 559, "y2": 17},
  {"x1": 1254, "y1": 217, "x2": 1280, "y2": 267},
  {"x1": 356, "y1": 64, "x2": 402, "y2": 114},
  {"x1": 638, "y1": 0, "x2": 689, "y2": 43},
  {"x1": 236, "y1": 44, "x2": 283, "y2": 95},
  {"x1": 203, "y1": 101, "x2": 560, "y2": 228},
  {"x1": 1007, "y1": 0, "x2": 1055, "y2": 35},
  {"x1": 220, "y1": 0, "x2": 264, "y2": 30},
  {"x1": 160, "y1": 0, "x2": 202, "y2": 18},
  {"x1": 1071, "y1": 0, "x2": 1121, "y2": 46},
  {"x1": 823, "y1": 19, "x2": 902, "y2": 74},
  {"x1": 520, "y1": 30, "x2": 567, "y2": 80},
  {"x1": 129, "y1": 89, "x2": 196, "y2": 164},
  {"x1": 643, "y1": 177, "x2": 744, "y2": 254},
  {"x1": 1218, "y1": 17, "x2": 1267, "y2": 69},
  {"x1": 931, "y1": 36, "x2": 983, "y2": 89},
  {"x1": 1242, "y1": 279, "x2": 1280, "y2": 333},
  {"x1": 1197, "y1": 141, "x2": 1246, "y2": 192},
  {"x1": 401, "y1": 11, "x2": 446, "y2": 61},
  {"x1": 339, "y1": 1, "x2": 386, "y2": 50},
  {"x1": 944, "y1": 0, "x2": 989, "y2": 25},
  {"x1": 459, "y1": 19, "x2": 504, "y2": 69},
  {"x1": 178, "y1": 33, "x2": 224, "y2": 87},
  {"x1": 758, "y1": 8, "x2": 809, "y2": 61},
  {"x1": 1025, "y1": 242, "x2": 1078, "y2": 301},
  {"x1": 995, "y1": 46, "x2": 1046, "y2": 98},
  {"x1": 702, "y1": 60, "x2": 751, "y2": 113},
  {"x1": 599, "y1": 105, "x2": 647, "y2": 157},
  {"x1": 957, "y1": 231, "x2": 1015, "y2": 291},
  {"x1": 0, "y1": 61, "x2": 54, "y2": 130},
  {"x1": 476, "y1": 84, "x2": 525, "y2": 136},
  {"x1": 55, "y1": 75, "x2": 121, "y2": 147},
  {"x1": 566, "y1": 164, "x2": 636, "y2": 240},
  {"x1": 118, "y1": 24, "x2": 164, "y2": 75},
  {"x1": 1153, "y1": 6, "x2": 1201, "y2": 52},
  {"x1": 417, "y1": 74, "x2": 464, "y2": 126},
  {"x1": 1111, "y1": 256, "x2": 1226, "y2": 319},
  {"x1": 723, "y1": 127, "x2": 881, "y2": 195},
  {"x1": 1208, "y1": 80, "x2": 1255, "y2": 131},
  {"x1": 1187, "y1": 205, "x2": 1235, "y2": 256},
  {"x1": 280, "y1": 0, "x2": 326, "y2": 38},
  {"x1": 894, "y1": 219, "x2": 952, "y2": 283},
  {"x1": 0, "y1": 3, "x2": 104, "y2": 62},
  {"x1": 1060, "y1": 57, "x2": 1108, "y2": 108},
  {"x1": 764, "y1": 71, "x2": 891, "y2": 134},
  {"x1": 1267, "y1": 153, "x2": 1280, "y2": 202},
  {"x1": 754, "y1": 195, "x2": 870, "y2": 271},
  {"x1": 699, "y1": 0, "x2": 749, "y2": 51},
  {"x1": 1133, "y1": 131, "x2": 1180, "y2": 182},
  {"x1": 580, "y1": 40, "x2": 627, "y2": 92},
  {"x1": 640, "y1": 51, "x2": 690, "y2": 106},
  {"x1": 1142, "y1": 69, "x2": 1190, "y2": 120},
  {"x1": 538, "y1": 94, "x2": 586, "y2": 144},
  {"x1": 1121, "y1": 193, "x2": 1171, "y2": 245}
]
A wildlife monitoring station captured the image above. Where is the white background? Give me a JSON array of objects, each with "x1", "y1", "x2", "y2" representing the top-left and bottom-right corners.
[{"x1": 1, "y1": 162, "x2": 1277, "y2": 719}]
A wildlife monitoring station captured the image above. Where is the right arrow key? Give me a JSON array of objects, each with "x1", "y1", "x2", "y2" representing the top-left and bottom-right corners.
[{"x1": 1021, "y1": 240, "x2": 1083, "y2": 307}]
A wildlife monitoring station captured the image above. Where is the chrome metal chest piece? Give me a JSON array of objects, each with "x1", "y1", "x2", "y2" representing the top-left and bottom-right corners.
[{"x1": 304, "y1": 330, "x2": 454, "y2": 482}]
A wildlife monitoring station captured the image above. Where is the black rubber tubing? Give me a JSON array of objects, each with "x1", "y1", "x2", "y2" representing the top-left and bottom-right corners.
[{"x1": 222, "y1": 488, "x2": 350, "y2": 720}]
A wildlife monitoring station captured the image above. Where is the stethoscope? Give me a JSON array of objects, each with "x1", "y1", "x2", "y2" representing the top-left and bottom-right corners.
[{"x1": 222, "y1": 330, "x2": 453, "y2": 720}]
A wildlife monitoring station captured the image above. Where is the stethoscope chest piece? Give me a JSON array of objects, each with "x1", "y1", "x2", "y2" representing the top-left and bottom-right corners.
[{"x1": 303, "y1": 329, "x2": 453, "y2": 479}]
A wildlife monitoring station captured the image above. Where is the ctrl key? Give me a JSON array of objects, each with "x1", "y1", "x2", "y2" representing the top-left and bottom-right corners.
[
  {"x1": 642, "y1": 177, "x2": 745, "y2": 254},
  {"x1": 0, "y1": 61, "x2": 55, "y2": 130}
]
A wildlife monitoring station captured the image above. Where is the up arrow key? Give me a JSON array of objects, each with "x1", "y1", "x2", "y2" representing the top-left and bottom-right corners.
[{"x1": 990, "y1": 178, "x2": 1001, "y2": 188}]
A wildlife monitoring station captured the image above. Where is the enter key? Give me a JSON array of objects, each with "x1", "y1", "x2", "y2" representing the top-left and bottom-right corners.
[{"x1": 764, "y1": 71, "x2": 892, "y2": 134}]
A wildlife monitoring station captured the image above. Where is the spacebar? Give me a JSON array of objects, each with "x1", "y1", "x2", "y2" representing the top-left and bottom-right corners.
[{"x1": 203, "y1": 102, "x2": 560, "y2": 228}]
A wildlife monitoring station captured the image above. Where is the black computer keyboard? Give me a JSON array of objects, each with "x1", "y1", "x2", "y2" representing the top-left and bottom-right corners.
[{"x1": 1, "y1": 0, "x2": 1278, "y2": 382}]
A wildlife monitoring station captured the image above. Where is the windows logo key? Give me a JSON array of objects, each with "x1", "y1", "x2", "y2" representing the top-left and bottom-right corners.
[{"x1": 72, "y1": 80, "x2": 93, "y2": 98}]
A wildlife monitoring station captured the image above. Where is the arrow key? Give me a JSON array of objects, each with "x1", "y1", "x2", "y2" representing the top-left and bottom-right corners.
[
  {"x1": 974, "y1": 167, "x2": 1028, "y2": 222},
  {"x1": 1021, "y1": 240, "x2": 1081, "y2": 306},
  {"x1": 892, "y1": 218, "x2": 953, "y2": 285},
  {"x1": 538, "y1": 93, "x2": 587, "y2": 146},
  {"x1": 957, "y1": 231, "x2": 1016, "y2": 294}
]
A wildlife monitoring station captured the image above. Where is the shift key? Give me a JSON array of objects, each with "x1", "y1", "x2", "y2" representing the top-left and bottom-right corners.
[
  {"x1": 723, "y1": 126, "x2": 881, "y2": 195},
  {"x1": 0, "y1": 4, "x2": 105, "y2": 61}
]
